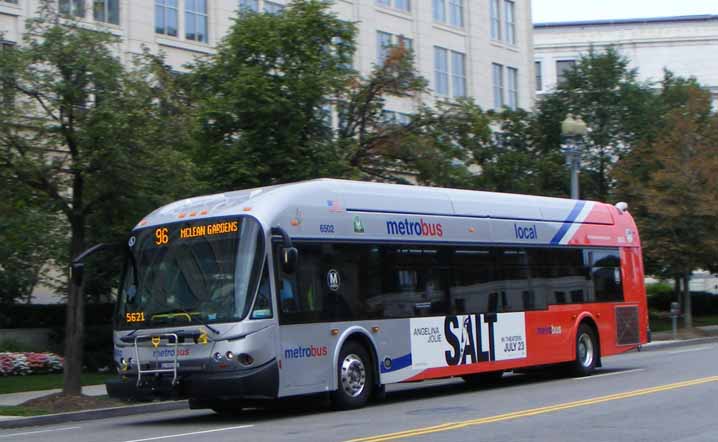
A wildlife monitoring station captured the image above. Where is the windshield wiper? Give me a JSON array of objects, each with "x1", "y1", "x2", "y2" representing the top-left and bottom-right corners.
[{"x1": 151, "y1": 305, "x2": 220, "y2": 335}]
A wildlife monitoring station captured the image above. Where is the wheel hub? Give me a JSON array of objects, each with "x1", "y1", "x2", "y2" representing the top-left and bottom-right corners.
[
  {"x1": 578, "y1": 333, "x2": 594, "y2": 367},
  {"x1": 340, "y1": 354, "x2": 366, "y2": 397}
]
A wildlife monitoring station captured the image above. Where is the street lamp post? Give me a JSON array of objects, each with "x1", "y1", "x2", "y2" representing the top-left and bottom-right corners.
[{"x1": 561, "y1": 114, "x2": 588, "y2": 200}]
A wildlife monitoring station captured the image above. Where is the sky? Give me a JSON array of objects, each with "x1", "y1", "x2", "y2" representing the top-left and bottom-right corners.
[{"x1": 532, "y1": 0, "x2": 718, "y2": 23}]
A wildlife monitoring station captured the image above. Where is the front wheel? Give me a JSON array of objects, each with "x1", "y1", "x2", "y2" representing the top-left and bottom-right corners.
[
  {"x1": 572, "y1": 324, "x2": 598, "y2": 376},
  {"x1": 332, "y1": 342, "x2": 373, "y2": 410}
]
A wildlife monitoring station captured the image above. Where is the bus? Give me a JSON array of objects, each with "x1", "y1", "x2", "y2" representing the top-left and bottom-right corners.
[{"x1": 106, "y1": 179, "x2": 649, "y2": 412}]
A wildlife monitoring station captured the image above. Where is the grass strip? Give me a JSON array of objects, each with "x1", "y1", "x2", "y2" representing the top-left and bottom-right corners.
[{"x1": 0, "y1": 373, "x2": 110, "y2": 395}]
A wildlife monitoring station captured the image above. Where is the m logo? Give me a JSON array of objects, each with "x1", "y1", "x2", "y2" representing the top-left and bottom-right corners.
[
  {"x1": 353, "y1": 216, "x2": 365, "y2": 233},
  {"x1": 327, "y1": 269, "x2": 341, "y2": 292},
  {"x1": 151, "y1": 336, "x2": 161, "y2": 348}
]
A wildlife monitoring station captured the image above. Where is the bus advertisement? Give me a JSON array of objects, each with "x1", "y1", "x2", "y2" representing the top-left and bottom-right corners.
[{"x1": 106, "y1": 179, "x2": 649, "y2": 412}]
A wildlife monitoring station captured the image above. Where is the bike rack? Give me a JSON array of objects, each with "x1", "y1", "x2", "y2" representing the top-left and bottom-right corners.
[{"x1": 133, "y1": 333, "x2": 184, "y2": 387}]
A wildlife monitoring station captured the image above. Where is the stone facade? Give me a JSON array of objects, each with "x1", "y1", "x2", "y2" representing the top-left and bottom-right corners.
[
  {"x1": 1, "y1": 0, "x2": 536, "y2": 114},
  {"x1": 533, "y1": 15, "x2": 718, "y2": 108}
]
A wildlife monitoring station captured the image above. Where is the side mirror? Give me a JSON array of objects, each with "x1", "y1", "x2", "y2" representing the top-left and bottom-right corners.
[
  {"x1": 71, "y1": 263, "x2": 85, "y2": 287},
  {"x1": 282, "y1": 247, "x2": 298, "y2": 274}
]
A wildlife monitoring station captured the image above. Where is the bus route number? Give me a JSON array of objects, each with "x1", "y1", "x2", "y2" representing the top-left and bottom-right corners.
[
  {"x1": 126, "y1": 312, "x2": 145, "y2": 323},
  {"x1": 320, "y1": 224, "x2": 335, "y2": 234},
  {"x1": 155, "y1": 227, "x2": 169, "y2": 246}
]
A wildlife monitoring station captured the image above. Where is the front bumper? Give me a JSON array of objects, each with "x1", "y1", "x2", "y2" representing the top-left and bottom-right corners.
[{"x1": 106, "y1": 359, "x2": 279, "y2": 402}]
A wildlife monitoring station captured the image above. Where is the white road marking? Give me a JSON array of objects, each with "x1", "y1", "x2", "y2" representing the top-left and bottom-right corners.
[
  {"x1": 121, "y1": 425, "x2": 254, "y2": 442},
  {"x1": 573, "y1": 368, "x2": 645, "y2": 380},
  {"x1": 667, "y1": 345, "x2": 715, "y2": 355},
  {"x1": 0, "y1": 427, "x2": 81, "y2": 439}
]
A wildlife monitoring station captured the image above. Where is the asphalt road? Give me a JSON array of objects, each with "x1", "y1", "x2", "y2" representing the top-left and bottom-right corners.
[{"x1": 2, "y1": 343, "x2": 718, "y2": 442}]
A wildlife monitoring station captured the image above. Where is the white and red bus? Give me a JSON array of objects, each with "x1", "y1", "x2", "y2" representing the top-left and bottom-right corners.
[{"x1": 107, "y1": 179, "x2": 649, "y2": 412}]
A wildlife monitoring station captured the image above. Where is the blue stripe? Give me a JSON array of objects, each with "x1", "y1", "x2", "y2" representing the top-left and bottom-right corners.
[
  {"x1": 380, "y1": 353, "x2": 412, "y2": 373},
  {"x1": 550, "y1": 201, "x2": 586, "y2": 245}
]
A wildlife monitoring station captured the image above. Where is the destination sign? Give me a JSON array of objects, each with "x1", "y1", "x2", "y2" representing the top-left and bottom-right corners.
[{"x1": 180, "y1": 220, "x2": 239, "y2": 240}]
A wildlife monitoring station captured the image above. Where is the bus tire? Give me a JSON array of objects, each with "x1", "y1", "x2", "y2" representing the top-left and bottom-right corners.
[
  {"x1": 373, "y1": 383, "x2": 386, "y2": 402},
  {"x1": 462, "y1": 370, "x2": 503, "y2": 387},
  {"x1": 332, "y1": 341, "x2": 372, "y2": 410},
  {"x1": 572, "y1": 324, "x2": 598, "y2": 376}
]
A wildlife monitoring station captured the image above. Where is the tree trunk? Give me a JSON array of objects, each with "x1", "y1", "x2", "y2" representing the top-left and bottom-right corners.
[
  {"x1": 674, "y1": 277, "x2": 682, "y2": 309},
  {"x1": 683, "y1": 272, "x2": 693, "y2": 329},
  {"x1": 62, "y1": 219, "x2": 85, "y2": 396}
]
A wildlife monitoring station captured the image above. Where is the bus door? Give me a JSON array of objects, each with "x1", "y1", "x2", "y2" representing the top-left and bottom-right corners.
[{"x1": 274, "y1": 242, "x2": 333, "y2": 393}]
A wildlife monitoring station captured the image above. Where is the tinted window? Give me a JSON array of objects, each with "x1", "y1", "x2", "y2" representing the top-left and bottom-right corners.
[
  {"x1": 278, "y1": 243, "x2": 624, "y2": 324},
  {"x1": 587, "y1": 249, "x2": 623, "y2": 302}
]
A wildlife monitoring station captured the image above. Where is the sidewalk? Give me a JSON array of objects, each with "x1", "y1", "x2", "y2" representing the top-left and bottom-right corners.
[{"x1": 0, "y1": 384, "x2": 107, "y2": 407}]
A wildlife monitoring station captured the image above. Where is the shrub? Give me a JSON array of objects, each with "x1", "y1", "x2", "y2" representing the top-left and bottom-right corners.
[
  {"x1": 648, "y1": 290, "x2": 718, "y2": 315},
  {"x1": 0, "y1": 352, "x2": 63, "y2": 376},
  {"x1": 0, "y1": 340, "x2": 23, "y2": 352}
]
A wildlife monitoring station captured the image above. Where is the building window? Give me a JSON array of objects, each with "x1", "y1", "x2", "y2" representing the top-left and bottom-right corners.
[
  {"x1": 433, "y1": 0, "x2": 445, "y2": 22},
  {"x1": 492, "y1": 63, "x2": 504, "y2": 109},
  {"x1": 556, "y1": 59, "x2": 576, "y2": 84},
  {"x1": 448, "y1": 0, "x2": 463, "y2": 27},
  {"x1": 435, "y1": 47, "x2": 466, "y2": 98},
  {"x1": 60, "y1": 0, "x2": 85, "y2": 17},
  {"x1": 490, "y1": 0, "x2": 501, "y2": 40},
  {"x1": 264, "y1": 1, "x2": 284, "y2": 14},
  {"x1": 376, "y1": 0, "x2": 410, "y2": 13},
  {"x1": 451, "y1": 51, "x2": 466, "y2": 98},
  {"x1": 376, "y1": 31, "x2": 393, "y2": 66},
  {"x1": 504, "y1": 0, "x2": 516, "y2": 44},
  {"x1": 433, "y1": 0, "x2": 463, "y2": 27},
  {"x1": 376, "y1": 31, "x2": 413, "y2": 66},
  {"x1": 381, "y1": 110, "x2": 412, "y2": 126},
  {"x1": 155, "y1": 0, "x2": 178, "y2": 36},
  {"x1": 185, "y1": 0, "x2": 208, "y2": 43},
  {"x1": 507, "y1": 67, "x2": 518, "y2": 109},
  {"x1": 93, "y1": 0, "x2": 119, "y2": 25},
  {"x1": 240, "y1": 0, "x2": 259, "y2": 12},
  {"x1": 535, "y1": 61, "x2": 542, "y2": 91},
  {"x1": 434, "y1": 47, "x2": 449, "y2": 97}
]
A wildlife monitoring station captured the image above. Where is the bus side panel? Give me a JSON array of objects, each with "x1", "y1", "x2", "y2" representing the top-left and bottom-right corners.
[
  {"x1": 622, "y1": 246, "x2": 649, "y2": 345},
  {"x1": 277, "y1": 323, "x2": 337, "y2": 397}
]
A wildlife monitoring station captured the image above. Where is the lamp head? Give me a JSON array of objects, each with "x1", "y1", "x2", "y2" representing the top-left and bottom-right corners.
[{"x1": 561, "y1": 114, "x2": 588, "y2": 137}]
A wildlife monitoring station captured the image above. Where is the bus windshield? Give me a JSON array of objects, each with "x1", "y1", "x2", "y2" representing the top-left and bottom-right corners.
[{"x1": 116, "y1": 216, "x2": 264, "y2": 329}]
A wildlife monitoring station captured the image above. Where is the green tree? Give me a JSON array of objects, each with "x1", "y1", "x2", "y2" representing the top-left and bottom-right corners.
[
  {"x1": 190, "y1": 0, "x2": 356, "y2": 190},
  {"x1": 0, "y1": 6, "x2": 196, "y2": 394},
  {"x1": 615, "y1": 78, "x2": 718, "y2": 327},
  {"x1": 471, "y1": 108, "x2": 567, "y2": 196},
  {"x1": 333, "y1": 45, "x2": 433, "y2": 183},
  {"x1": 0, "y1": 171, "x2": 64, "y2": 305},
  {"x1": 546, "y1": 47, "x2": 659, "y2": 201}
]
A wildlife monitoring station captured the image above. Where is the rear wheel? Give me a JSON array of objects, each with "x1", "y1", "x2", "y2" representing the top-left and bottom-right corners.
[
  {"x1": 332, "y1": 341, "x2": 373, "y2": 410},
  {"x1": 462, "y1": 370, "x2": 503, "y2": 387},
  {"x1": 572, "y1": 324, "x2": 598, "y2": 376}
]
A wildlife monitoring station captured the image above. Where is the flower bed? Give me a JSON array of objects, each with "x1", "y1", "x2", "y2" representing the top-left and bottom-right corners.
[{"x1": 0, "y1": 352, "x2": 63, "y2": 376}]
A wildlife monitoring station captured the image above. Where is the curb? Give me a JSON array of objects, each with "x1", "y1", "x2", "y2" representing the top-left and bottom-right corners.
[
  {"x1": 0, "y1": 399, "x2": 188, "y2": 429},
  {"x1": 637, "y1": 336, "x2": 718, "y2": 352}
]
